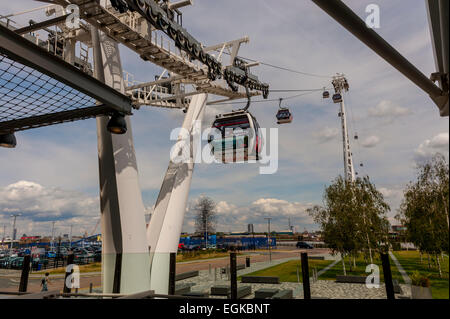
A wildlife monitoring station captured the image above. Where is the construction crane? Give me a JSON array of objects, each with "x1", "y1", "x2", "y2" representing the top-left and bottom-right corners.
[{"x1": 91, "y1": 218, "x2": 101, "y2": 237}]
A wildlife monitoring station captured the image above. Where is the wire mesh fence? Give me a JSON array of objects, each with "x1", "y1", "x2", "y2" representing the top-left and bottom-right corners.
[{"x1": 0, "y1": 52, "x2": 110, "y2": 133}]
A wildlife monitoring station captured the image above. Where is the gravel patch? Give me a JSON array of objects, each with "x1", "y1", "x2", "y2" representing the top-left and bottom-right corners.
[{"x1": 177, "y1": 267, "x2": 412, "y2": 299}]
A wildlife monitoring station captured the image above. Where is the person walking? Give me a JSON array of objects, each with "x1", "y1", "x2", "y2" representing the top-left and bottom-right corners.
[{"x1": 40, "y1": 272, "x2": 51, "y2": 292}]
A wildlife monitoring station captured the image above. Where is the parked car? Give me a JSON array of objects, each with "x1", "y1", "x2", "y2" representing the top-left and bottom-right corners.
[
  {"x1": 55, "y1": 247, "x2": 68, "y2": 259},
  {"x1": 0, "y1": 257, "x2": 11, "y2": 268},
  {"x1": 183, "y1": 244, "x2": 201, "y2": 251},
  {"x1": 93, "y1": 249, "x2": 102, "y2": 262},
  {"x1": 73, "y1": 248, "x2": 94, "y2": 258},
  {"x1": 296, "y1": 241, "x2": 314, "y2": 249},
  {"x1": 10, "y1": 257, "x2": 24, "y2": 269},
  {"x1": 45, "y1": 251, "x2": 56, "y2": 258},
  {"x1": 73, "y1": 248, "x2": 94, "y2": 264}
]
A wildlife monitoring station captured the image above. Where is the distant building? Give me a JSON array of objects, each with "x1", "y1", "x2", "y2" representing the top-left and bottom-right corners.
[
  {"x1": 276, "y1": 230, "x2": 294, "y2": 235},
  {"x1": 391, "y1": 225, "x2": 407, "y2": 232},
  {"x1": 390, "y1": 225, "x2": 407, "y2": 241}
]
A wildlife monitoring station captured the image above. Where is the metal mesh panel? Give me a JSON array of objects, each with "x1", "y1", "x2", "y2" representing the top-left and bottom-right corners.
[{"x1": 0, "y1": 52, "x2": 107, "y2": 133}]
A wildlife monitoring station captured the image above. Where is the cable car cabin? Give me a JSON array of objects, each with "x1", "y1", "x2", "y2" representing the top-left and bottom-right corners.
[
  {"x1": 332, "y1": 93, "x2": 343, "y2": 103},
  {"x1": 323, "y1": 91, "x2": 330, "y2": 99},
  {"x1": 276, "y1": 108, "x2": 293, "y2": 124},
  {"x1": 209, "y1": 110, "x2": 262, "y2": 163}
]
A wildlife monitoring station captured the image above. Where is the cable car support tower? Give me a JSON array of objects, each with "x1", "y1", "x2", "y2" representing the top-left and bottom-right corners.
[{"x1": 332, "y1": 74, "x2": 355, "y2": 182}]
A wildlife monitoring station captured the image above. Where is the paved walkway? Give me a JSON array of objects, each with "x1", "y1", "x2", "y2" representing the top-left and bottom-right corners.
[
  {"x1": 316, "y1": 258, "x2": 341, "y2": 278},
  {"x1": 175, "y1": 252, "x2": 409, "y2": 299},
  {"x1": 1, "y1": 251, "x2": 414, "y2": 299},
  {"x1": 389, "y1": 251, "x2": 411, "y2": 284}
]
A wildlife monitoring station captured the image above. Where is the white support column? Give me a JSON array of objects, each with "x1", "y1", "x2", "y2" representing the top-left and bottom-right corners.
[
  {"x1": 147, "y1": 93, "x2": 208, "y2": 294},
  {"x1": 340, "y1": 96, "x2": 355, "y2": 182},
  {"x1": 92, "y1": 27, "x2": 151, "y2": 295}
]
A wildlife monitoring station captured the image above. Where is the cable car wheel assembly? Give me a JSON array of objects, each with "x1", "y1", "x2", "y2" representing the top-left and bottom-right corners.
[{"x1": 111, "y1": 0, "x2": 269, "y2": 98}]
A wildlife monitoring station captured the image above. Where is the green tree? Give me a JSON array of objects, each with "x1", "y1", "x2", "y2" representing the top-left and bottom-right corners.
[
  {"x1": 194, "y1": 196, "x2": 217, "y2": 246},
  {"x1": 308, "y1": 175, "x2": 390, "y2": 274},
  {"x1": 397, "y1": 154, "x2": 449, "y2": 277},
  {"x1": 353, "y1": 176, "x2": 391, "y2": 261}
]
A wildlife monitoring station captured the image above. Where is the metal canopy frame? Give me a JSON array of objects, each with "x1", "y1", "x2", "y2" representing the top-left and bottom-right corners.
[
  {"x1": 14, "y1": 14, "x2": 71, "y2": 35},
  {"x1": 426, "y1": 0, "x2": 449, "y2": 106},
  {"x1": 0, "y1": 23, "x2": 132, "y2": 116},
  {"x1": 0, "y1": 104, "x2": 111, "y2": 133}
]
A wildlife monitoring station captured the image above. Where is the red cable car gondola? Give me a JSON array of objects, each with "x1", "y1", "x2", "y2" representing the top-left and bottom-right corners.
[
  {"x1": 332, "y1": 93, "x2": 342, "y2": 103},
  {"x1": 276, "y1": 98, "x2": 293, "y2": 124},
  {"x1": 208, "y1": 87, "x2": 262, "y2": 163}
]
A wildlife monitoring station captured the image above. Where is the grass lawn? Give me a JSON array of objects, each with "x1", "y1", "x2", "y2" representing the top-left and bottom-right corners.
[
  {"x1": 318, "y1": 255, "x2": 404, "y2": 284},
  {"x1": 241, "y1": 254, "x2": 404, "y2": 285},
  {"x1": 176, "y1": 251, "x2": 242, "y2": 262},
  {"x1": 393, "y1": 251, "x2": 449, "y2": 299},
  {"x1": 34, "y1": 262, "x2": 102, "y2": 275},
  {"x1": 239, "y1": 259, "x2": 334, "y2": 282}
]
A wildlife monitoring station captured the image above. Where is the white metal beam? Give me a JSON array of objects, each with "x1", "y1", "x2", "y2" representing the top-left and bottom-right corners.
[
  {"x1": 147, "y1": 93, "x2": 208, "y2": 294},
  {"x1": 203, "y1": 37, "x2": 249, "y2": 53}
]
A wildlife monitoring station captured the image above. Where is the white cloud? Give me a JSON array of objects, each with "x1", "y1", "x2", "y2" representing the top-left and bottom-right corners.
[
  {"x1": 378, "y1": 185, "x2": 405, "y2": 223},
  {"x1": 182, "y1": 197, "x2": 315, "y2": 233},
  {"x1": 368, "y1": 100, "x2": 411, "y2": 119},
  {"x1": 414, "y1": 132, "x2": 449, "y2": 163},
  {"x1": 0, "y1": 181, "x2": 99, "y2": 236},
  {"x1": 379, "y1": 187, "x2": 402, "y2": 199},
  {"x1": 313, "y1": 127, "x2": 339, "y2": 143},
  {"x1": 215, "y1": 201, "x2": 238, "y2": 215},
  {"x1": 361, "y1": 135, "x2": 380, "y2": 148}
]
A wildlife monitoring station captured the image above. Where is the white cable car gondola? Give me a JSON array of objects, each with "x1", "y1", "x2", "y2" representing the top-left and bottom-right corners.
[
  {"x1": 276, "y1": 99, "x2": 293, "y2": 124},
  {"x1": 332, "y1": 93, "x2": 342, "y2": 103},
  {"x1": 208, "y1": 89, "x2": 262, "y2": 163}
]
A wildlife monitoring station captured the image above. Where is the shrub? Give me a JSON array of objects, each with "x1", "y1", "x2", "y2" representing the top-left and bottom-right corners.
[
  {"x1": 391, "y1": 242, "x2": 401, "y2": 251},
  {"x1": 410, "y1": 271, "x2": 431, "y2": 287}
]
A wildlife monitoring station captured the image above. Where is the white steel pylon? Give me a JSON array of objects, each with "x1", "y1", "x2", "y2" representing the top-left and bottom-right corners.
[
  {"x1": 147, "y1": 93, "x2": 208, "y2": 294},
  {"x1": 92, "y1": 26, "x2": 151, "y2": 294},
  {"x1": 332, "y1": 74, "x2": 355, "y2": 182}
]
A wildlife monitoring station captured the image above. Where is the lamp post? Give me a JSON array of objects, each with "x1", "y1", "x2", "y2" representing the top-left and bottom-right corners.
[
  {"x1": 10, "y1": 213, "x2": 21, "y2": 250},
  {"x1": 69, "y1": 225, "x2": 73, "y2": 248},
  {"x1": 51, "y1": 221, "x2": 56, "y2": 251},
  {"x1": 264, "y1": 218, "x2": 272, "y2": 262}
]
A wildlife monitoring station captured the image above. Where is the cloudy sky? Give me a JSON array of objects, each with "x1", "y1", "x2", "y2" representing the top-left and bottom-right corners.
[{"x1": 0, "y1": 0, "x2": 448, "y2": 238}]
